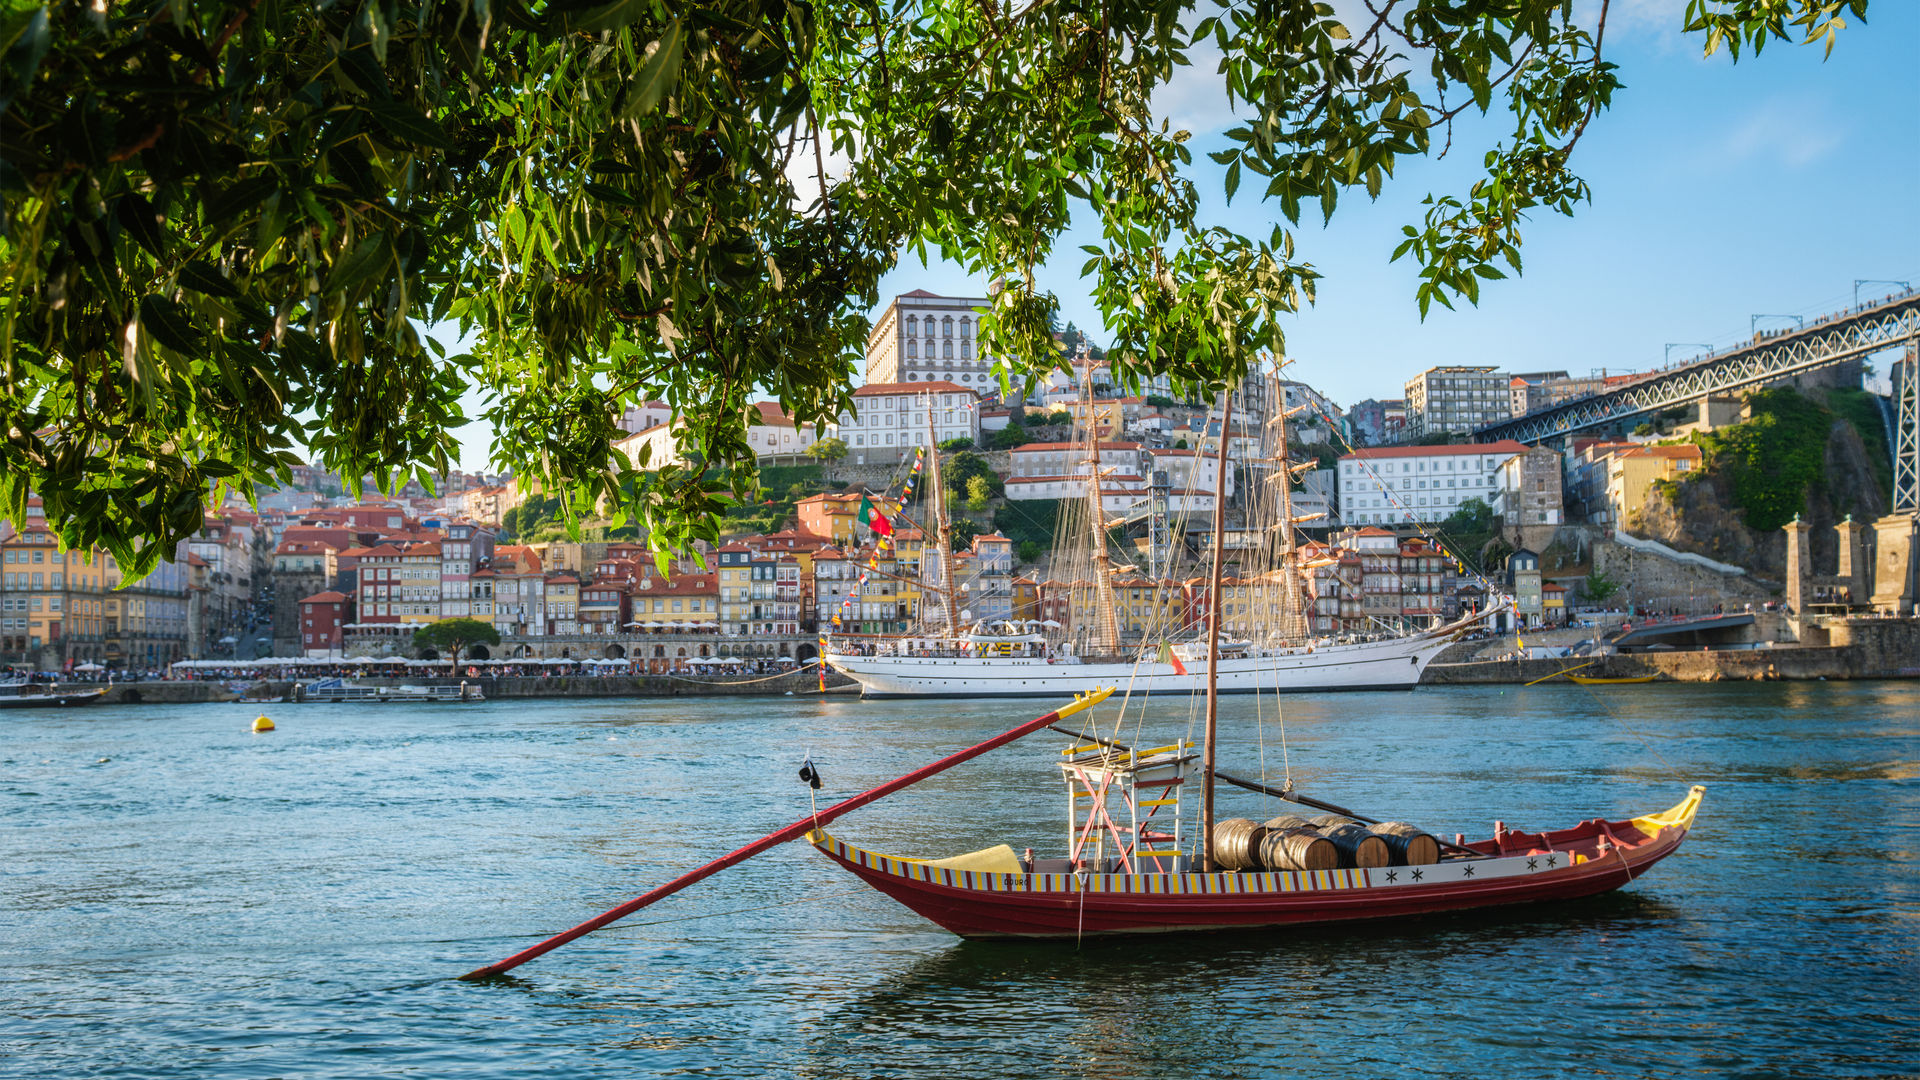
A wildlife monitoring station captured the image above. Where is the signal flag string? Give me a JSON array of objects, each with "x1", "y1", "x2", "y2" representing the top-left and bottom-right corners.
[{"x1": 830, "y1": 445, "x2": 925, "y2": 633}]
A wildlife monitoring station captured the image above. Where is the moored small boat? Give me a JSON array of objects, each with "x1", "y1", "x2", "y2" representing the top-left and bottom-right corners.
[
  {"x1": 0, "y1": 681, "x2": 108, "y2": 708},
  {"x1": 1566, "y1": 674, "x2": 1658, "y2": 685}
]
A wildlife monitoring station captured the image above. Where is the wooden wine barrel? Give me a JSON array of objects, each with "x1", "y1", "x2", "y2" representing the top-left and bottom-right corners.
[
  {"x1": 1260, "y1": 814, "x2": 1313, "y2": 831},
  {"x1": 1210, "y1": 818, "x2": 1267, "y2": 871},
  {"x1": 1369, "y1": 821, "x2": 1441, "y2": 866},
  {"x1": 1257, "y1": 826, "x2": 1339, "y2": 872},
  {"x1": 1308, "y1": 812, "x2": 1357, "y2": 829},
  {"x1": 1320, "y1": 823, "x2": 1391, "y2": 868}
]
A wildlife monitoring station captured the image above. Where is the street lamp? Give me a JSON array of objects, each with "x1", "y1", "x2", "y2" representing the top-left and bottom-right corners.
[
  {"x1": 1854, "y1": 279, "x2": 1912, "y2": 308},
  {"x1": 1750, "y1": 314, "x2": 1804, "y2": 335}
]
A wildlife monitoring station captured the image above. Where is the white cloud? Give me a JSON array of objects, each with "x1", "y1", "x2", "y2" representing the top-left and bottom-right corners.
[
  {"x1": 1710, "y1": 94, "x2": 1848, "y2": 168},
  {"x1": 1152, "y1": 36, "x2": 1237, "y2": 136}
]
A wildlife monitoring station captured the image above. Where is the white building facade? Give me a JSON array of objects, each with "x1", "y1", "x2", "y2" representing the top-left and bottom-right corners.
[
  {"x1": 1145, "y1": 448, "x2": 1237, "y2": 515},
  {"x1": 747, "y1": 402, "x2": 820, "y2": 460},
  {"x1": 834, "y1": 381, "x2": 980, "y2": 465},
  {"x1": 864, "y1": 290, "x2": 1000, "y2": 393},
  {"x1": 1004, "y1": 441, "x2": 1149, "y2": 508},
  {"x1": 1336, "y1": 441, "x2": 1527, "y2": 527}
]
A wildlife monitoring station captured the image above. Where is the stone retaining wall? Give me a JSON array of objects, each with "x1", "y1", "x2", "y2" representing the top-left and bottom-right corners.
[
  {"x1": 79, "y1": 682, "x2": 242, "y2": 704},
  {"x1": 1424, "y1": 640, "x2": 1901, "y2": 684},
  {"x1": 1592, "y1": 537, "x2": 1775, "y2": 610}
]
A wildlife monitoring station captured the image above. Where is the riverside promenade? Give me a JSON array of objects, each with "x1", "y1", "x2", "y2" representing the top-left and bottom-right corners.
[{"x1": 65, "y1": 669, "x2": 858, "y2": 704}]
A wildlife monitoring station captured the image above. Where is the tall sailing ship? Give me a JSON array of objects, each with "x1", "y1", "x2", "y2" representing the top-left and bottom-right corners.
[{"x1": 825, "y1": 371, "x2": 1491, "y2": 698}]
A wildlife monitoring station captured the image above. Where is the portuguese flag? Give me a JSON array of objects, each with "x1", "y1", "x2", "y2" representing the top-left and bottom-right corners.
[
  {"x1": 858, "y1": 493, "x2": 893, "y2": 537},
  {"x1": 1156, "y1": 643, "x2": 1189, "y2": 676}
]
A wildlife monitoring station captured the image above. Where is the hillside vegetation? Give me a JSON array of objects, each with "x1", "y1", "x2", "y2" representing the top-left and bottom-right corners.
[{"x1": 1638, "y1": 386, "x2": 1891, "y2": 578}]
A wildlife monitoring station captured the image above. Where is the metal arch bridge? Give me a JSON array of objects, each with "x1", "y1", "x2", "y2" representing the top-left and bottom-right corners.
[{"x1": 1477, "y1": 290, "x2": 1920, "y2": 510}]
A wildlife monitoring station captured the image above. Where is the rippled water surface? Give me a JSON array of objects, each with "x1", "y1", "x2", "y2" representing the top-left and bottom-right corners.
[{"x1": 4, "y1": 683, "x2": 1917, "y2": 1078}]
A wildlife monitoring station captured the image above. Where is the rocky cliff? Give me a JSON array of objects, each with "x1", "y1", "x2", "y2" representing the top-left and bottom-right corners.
[{"x1": 1632, "y1": 407, "x2": 1889, "y2": 581}]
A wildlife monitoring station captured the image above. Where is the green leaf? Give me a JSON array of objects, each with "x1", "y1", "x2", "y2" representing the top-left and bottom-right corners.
[
  {"x1": 178, "y1": 261, "x2": 241, "y2": 298},
  {"x1": 366, "y1": 99, "x2": 451, "y2": 149},
  {"x1": 553, "y1": 0, "x2": 650, "y2": 34},
  {"x1": 336, "y1": 40, "x2": 391, "y2": 99},
  {"x1": 202, "y1": 175, "x2": 278, "y2": 224},
  {"x1": 328, "y1": 140, "x2": 381, "y2": 198},
  {"x1": 0, "y1": 8, "x2": 51, "y2": 118},
  {"x1": 324, "y1": 231, "x2": 394, "y2": 295},
  {"x1": 115, "y1": 193, "x2": 166, "y2": 259},
  {"x1": 138, "y1": 294, "x2": 202, "y2": 353},
  {"x1": 362, "y1": 1, "x2": 392, "y2": 65},
  {"x1": 584, "y1": 181, "x2": 639, "y2": 206},
  {"x1": 621, "y1": 20, "x2": 685, "y2": 119}
]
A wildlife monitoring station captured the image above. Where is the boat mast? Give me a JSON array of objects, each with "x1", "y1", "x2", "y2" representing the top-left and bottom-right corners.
[
  {"x1": 926, "y1": 394, "x2": 962, "y2": 635},
  {"x1": 1080, "y1": 366, "x2": 1122, "y2": 653},
  {"x1": 1201, "y1": 390, "x2": 1234, "y2": 874},
  {"x1": 1272, "y1": 373, "x2": 1303, "y2": 644}
]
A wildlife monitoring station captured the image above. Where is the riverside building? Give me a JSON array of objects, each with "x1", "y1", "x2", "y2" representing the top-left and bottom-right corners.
[{"x1": 1336, "y1": 441, "x2": 1528, "y2": 527}]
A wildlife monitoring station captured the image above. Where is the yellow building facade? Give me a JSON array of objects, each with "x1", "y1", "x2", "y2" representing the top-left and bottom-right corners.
[{"x1": 0, "y1": 528, "x2": 109, "y2": 668}]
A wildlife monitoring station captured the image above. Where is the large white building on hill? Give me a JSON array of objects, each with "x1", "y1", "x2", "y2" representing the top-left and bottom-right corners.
[
  {"x1": 1336, "y1": 441, "x2": 1527, "y2": 527},
  {"x1": 864, "y1": 290, "x2": 1000, "y2": 392}
]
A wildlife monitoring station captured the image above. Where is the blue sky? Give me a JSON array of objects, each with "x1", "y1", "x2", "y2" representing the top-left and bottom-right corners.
[{"x1": 453, "y1": 3, "x2": 1917, "y2": 471}]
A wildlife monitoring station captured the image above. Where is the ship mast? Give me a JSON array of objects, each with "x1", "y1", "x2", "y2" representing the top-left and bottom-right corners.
[
  {"x1": 925, "y1": 394, "x2": 962, "y2": 635},
  {"x1": 1080, "y1": 365, "x2": 1122, "y2": 654},
  {"x1": 1200, "y1": 390, "x2": 1234, "y2": 874},
  {"x1": 1273, "y1": 376, "x2": 1303, "y2": 644}
]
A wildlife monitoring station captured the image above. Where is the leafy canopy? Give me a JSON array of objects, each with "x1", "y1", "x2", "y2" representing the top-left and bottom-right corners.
[
  {"x1": 411, "y1": 616, "x2": 501, "y2": 661},
  {"x1": 802, "y1": 436, "x2": 848, "y2": 463},
  {"x1": 1695, "y1": 387, "x2": 1833, "y2": 533},
  {"x1": 0, "y1": 0, "x2": 1866, "y2": 575}
]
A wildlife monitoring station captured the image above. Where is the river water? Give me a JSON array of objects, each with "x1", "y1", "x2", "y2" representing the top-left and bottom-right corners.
[{"x1": 3, "y1": 683, "x2": 1916, "y2": 1078}]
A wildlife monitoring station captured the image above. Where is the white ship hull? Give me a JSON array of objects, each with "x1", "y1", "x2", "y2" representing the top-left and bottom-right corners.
[{"x1": 827, "y1": 631, "x2": 1460, "y2": 699}]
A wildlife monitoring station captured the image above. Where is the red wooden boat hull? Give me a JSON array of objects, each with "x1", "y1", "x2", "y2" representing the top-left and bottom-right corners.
[{"x1": 809, "y1": 787, "x2": 1703, "y2": 938}]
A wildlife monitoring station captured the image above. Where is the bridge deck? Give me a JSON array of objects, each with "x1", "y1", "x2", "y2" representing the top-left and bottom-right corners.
[
  {"x1": 1606, "y1": 613, "x2": 1756, "y2": 647},
  {"x1": 1480, "y1": 290, "x2": 1919, "y2": 444}
]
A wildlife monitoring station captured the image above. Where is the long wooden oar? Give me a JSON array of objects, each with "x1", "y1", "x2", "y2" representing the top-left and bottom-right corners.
[
  {"x1": 1523, "y1": 660, "x2": 1597, "y2": 687},
  {"x1": 458, "y1": 687, "x2": 1115, "y2": 981}
]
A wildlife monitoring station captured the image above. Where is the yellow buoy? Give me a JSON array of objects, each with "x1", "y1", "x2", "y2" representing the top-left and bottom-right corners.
[{"x1": 252, "y1": 715, "x2": 276, "y2": 733}]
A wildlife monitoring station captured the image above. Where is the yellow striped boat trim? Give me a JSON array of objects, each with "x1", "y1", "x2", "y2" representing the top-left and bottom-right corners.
[{"x1": 812, "y1": 832, "x2": 1393, "y2": 895}]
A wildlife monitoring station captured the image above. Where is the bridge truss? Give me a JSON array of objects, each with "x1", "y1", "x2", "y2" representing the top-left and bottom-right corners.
[{"x1": 1478, "y1": 294, "x2": 1920, "y2": 476}]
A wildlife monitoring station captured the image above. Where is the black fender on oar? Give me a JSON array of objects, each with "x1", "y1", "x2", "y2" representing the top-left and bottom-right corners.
[{"x1": 457, "y1": 688, "x2": 1114, "y2": 981}]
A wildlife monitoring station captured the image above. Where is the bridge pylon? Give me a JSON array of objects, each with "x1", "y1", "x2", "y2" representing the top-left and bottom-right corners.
[{"x1": 1895, "y1": 342, "x2": 1917, "y2": 515}]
